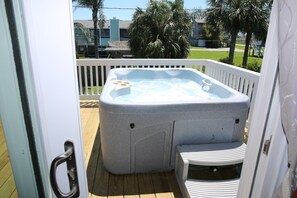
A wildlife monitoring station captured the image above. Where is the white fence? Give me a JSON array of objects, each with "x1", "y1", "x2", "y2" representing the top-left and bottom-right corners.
[{"x1": 76, "y1": 59, "x2": 260, "y2": 127}]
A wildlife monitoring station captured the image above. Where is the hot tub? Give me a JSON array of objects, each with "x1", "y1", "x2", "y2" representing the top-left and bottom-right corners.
[{"x1": 99, "y1": 68, "x2": 249, "y2": 174}]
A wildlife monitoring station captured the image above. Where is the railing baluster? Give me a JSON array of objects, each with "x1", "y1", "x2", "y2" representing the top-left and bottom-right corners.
[
  {"x1": 221, "y1": 71, "x2": 225, "y2": 83},
  {"x1": 78, "y1": 65, "x2": 83, "y2": 95},
  {"x1": 95, "y1": 66, "x2": 99, "y2": 95},
  {"x1": 231, "y1": 74, "x2": 236, "y2": 89},
  {"x1": 226, "y1": 73, "x2": 230, "y2": 86},
  {"x1": 101, "y1": 66, "x2": 105, "y2": 86},
  {"x1": 247, "y1": 81, "x2": 254, "y2": 99},
  {"x1": 239, "y1": 78, "x2": 245, "y2": 93},
  {"x1": 216, "y1": 69, "x2": 220, "y2": 81},
  {"x1": 243, "y1": 79, "x2": 249, "y2": 95},
  {"x1": 213, "y1": 68, "x2": 216, "y2": 77},
  {"x1": 209, "y1": 67, "x2": 213, "y2": 77},
  {"x1": 106, "y1": 65, "x2": 111, "y2": 77},
  {"x1": 229, "y1": 74, "x2": 233, "y2": 88},
  {"x1": 84, "y1": 65, "x2": 88, "y2": 95},
  {"x1": 90, "y1": 65, "x2": 94, "y2": 95},
  {"x1": 235, "y1": 76, "x2": 240, "y2": 90}
]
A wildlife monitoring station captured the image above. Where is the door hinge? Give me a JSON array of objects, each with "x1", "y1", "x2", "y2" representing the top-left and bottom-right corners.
[{"x1": 263, "y1": 135, "x2": 272, "y2": 155}]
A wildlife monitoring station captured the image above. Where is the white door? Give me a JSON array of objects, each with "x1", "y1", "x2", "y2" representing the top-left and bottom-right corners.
[{"x1": 0, "y1": 0, "x2": 88, "y2": 197}]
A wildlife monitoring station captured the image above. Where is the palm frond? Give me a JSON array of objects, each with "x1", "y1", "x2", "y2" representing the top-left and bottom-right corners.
[{"x1": 128, "y1": 0, "x2": 191, "y2": 58}]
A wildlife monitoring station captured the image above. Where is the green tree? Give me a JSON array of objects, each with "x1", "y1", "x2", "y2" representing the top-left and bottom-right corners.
[
  {"x1": 74, "y1": 0, "x2": 105, "y2": 58},
  {"x1": 190, "y1": 8, "x2": 207, "y2": 20},
  {"x1": 241, "y1": 0, "x2": 271, "y2": 68},
  {"x1": 206, "y1": 0, "x2": 244, "y2": 64},
  {"x1": 203, "y1": 23, "x2": 225, "y2": 48},
  {"x1": 74, "y1": 22, "x2": 90, "y2": 58},
  {"x1": 191, "y1": 9, "x2": 224, "y2": 48},
  {"x1": 128, "y1": 0, "x2": 191, "y2": 58}
]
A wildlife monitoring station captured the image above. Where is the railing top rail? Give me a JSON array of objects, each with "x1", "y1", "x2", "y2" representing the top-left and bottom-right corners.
[
  {"x1": 76, "y1": 59, "x2": 209, "y2": 66},
  {"x1": 77, "y1": 58, "x2": 259, "y2": 71},
  {"x1": 76, "y1": 58, "x2": 260, "y2": 82},
  {"x1": 205, "y1": 60, "x2": 260, "y2": 82}
]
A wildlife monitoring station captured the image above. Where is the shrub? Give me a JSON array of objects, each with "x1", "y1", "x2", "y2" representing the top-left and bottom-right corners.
[
  {"x1": 219, "y1": 57, "x2": 234, "y2": 65},
  {"x1": 247, "y1": 61, "x2": 261, "y2": 72}
]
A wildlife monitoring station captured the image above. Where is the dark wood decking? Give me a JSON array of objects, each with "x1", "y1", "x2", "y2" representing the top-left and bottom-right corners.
[{"x1": 80, "y1": 101, "x2": 183, "y2": 198}]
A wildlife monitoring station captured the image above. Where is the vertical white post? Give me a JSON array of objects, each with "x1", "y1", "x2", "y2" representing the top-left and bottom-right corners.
[{"x1": 238, "y1": 1, "x2": 279, "y2": 196}]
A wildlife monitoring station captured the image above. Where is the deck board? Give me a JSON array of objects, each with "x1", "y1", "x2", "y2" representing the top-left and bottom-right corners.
[
  {"x1": 138, "y1": 174, "x2": 156, "y2": 198},
  {"x1": 152, "y1": 173, "x2": 172, "y2": 198},
  {"x1": 0, "y1": 162, "x2": 13, "y2": 187},
  {"x1": 108, "y1": 174, "x2": 124, "y2": 197},
  {"x1": 81, "y1": 101, "x2": 182, "y2": 198},
  {"x1": 81, "y1": 107, "x2": 100, "y2": 166},
  {"x1": 165, "y1": 172, "x2": 183, "y2": 198},
  {"x1": 0, "y1": 148, "x2": 10, "y2": 171},
  {"x1": 0, "y1": 173, "x2": 16, "y2": 197},
  {"x1": 91, "y1": 154, "x2": 109, "y2": 198},
  {"x1": 0, "y1": 120, "x2": 17, "y2": 198},
  {"x1": 9, "y1": 190, "x2": 18, "y2": 198},
  {"x1": 0, "y1": 101, "x2": 182, "y2": 197},
  {"x1": 124, "y1": 175, "x2": 139, "y2": 198}
]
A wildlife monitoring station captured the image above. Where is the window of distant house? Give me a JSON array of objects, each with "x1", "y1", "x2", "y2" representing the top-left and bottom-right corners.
[
  {"x1": 89, "y1": 29, "x2": 97, "y2": 41},
  {"x1": 101, "y1": 29, "x2": 110, "y2": 38},
  {"x1": 120, "y1": 29, "x2": 129, "y2": 38}
]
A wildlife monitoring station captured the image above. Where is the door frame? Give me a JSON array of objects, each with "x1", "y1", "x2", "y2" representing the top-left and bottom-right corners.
[
  {"x1": 0, "y1": 0, "x2": 49, "y2": 196},
  {"x1": 0, "y1": 0, "x2": 88, "y2": 197}
]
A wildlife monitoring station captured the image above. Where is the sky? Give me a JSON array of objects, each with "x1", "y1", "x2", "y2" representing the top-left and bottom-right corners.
[{"x1": 73, "y1": 0, "x2": 208, "y2": 20}]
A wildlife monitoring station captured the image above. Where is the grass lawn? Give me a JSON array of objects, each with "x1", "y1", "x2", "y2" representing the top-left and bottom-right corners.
[
  {"x1": 187, "y1": 50, "x2": 262, "y2": 70},
  {"x1": 236, "y1": 38, "x2": 246, "y2": 45},
  {"x1": 190, "y1": 46, "x2": 206, "y2": 49},
  {"x1": 191, "y1": 44, "x2": 247, "y2": 51},
  {"x1": 235, "y1": 44, "x2": 247, "y2": 51},
  {"x1": 83, "y1": 86, "x2": 103, "y2": 94},
  {"x1": 188, "y1": 50, "x2": 230, "y2": 60}
]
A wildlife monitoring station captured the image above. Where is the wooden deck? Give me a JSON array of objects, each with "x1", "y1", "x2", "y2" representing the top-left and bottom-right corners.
[
  {"x1": 81, "y1": 101, "x2": 183, "y2": 198},
  {"x1": 0, "y1": 120, "x2": 17, "y2": 197},
  {"x1": 0, "y1": 101, "x2": 182, "y2": 197}
]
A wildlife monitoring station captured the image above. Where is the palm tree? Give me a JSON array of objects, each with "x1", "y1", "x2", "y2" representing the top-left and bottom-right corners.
[
  {"x1": 74, "y1": 22, "x2": 90, "y2": 58},
  {"x1": 190, "y1": 8, "x2": 207, "y2": 20},
  {"x1": 128, "y1": 0, "x2": 191, "y2": 58},
  {"x1": 97, "y1": 9, "x2": 106, "y2": 56},
  {"x1": 241, "y1": 0, "x2": 271, "y2": 68},
  {"x1": 74, "y1": 0, "x2": 104, "y2": 58},
  {"x1": 206, "y1": 0, "x2": 244, "y2": 64}
]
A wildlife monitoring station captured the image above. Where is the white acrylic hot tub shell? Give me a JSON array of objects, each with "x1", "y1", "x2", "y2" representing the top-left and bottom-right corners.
[{"x1": 99, "y1": 68, "x2": 249, "y2": 174}]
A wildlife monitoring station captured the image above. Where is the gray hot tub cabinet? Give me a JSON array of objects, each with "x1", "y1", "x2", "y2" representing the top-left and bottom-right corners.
[{"x1": 99, "y1": 68, "x2": 249, "y2": 174}]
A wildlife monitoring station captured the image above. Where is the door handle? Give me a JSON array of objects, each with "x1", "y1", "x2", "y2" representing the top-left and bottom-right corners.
[{"x1": 50, "y1": 141, "x2": 80, "y2": 198}]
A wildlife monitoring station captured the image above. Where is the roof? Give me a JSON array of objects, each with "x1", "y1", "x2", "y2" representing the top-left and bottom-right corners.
[
  {"x1": 105, "y1": 41, "x2": 130, "y2": 51},
  {"x1": 194, "y1": 18, "x2": 206, "y2": 24},
  {"x1": 74, "y1": 19, "x2": 132, "y2": 29}
]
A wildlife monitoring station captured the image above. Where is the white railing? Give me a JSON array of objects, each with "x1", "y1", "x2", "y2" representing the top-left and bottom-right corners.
[
  {"x1": 203, "y1": 60, "x2": 260, "y2": 128},
  {"x1": 76, "y1": 59, "x2": 260, "y2": 128}
]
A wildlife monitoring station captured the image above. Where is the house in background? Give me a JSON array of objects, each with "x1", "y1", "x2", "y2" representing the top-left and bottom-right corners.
[
  {"x1": 105, "y1": 41, "x2": 131, "y2": 58},
  {"x1": 190, "y1": 18, "x2": 206, "y2": 47},
  {"x1": 75, "y1": 17, "x2": 208, "y2": 57},
  {"x1": 74, "y1": 18, "x2": 131, "y2": 58}
]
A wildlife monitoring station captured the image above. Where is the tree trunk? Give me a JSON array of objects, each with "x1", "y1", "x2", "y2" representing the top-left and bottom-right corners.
[
  {"x1": 92, "y1": 8, "x2": 99, "y2": 58},
  {"x1": 75, "y1": 40, "x2": 79, "y2": 59},
  {"x1": 242, "y1": 31, "x2": 252, "y2": 68},
  {"x1": 228, "y1": 29, "x2": 238, "y2": 64}
]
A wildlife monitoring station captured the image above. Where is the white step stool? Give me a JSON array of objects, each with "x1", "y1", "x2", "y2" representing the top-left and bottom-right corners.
[{"x1": 175, "y1": 142, "x2": 246, "y2": 198}]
